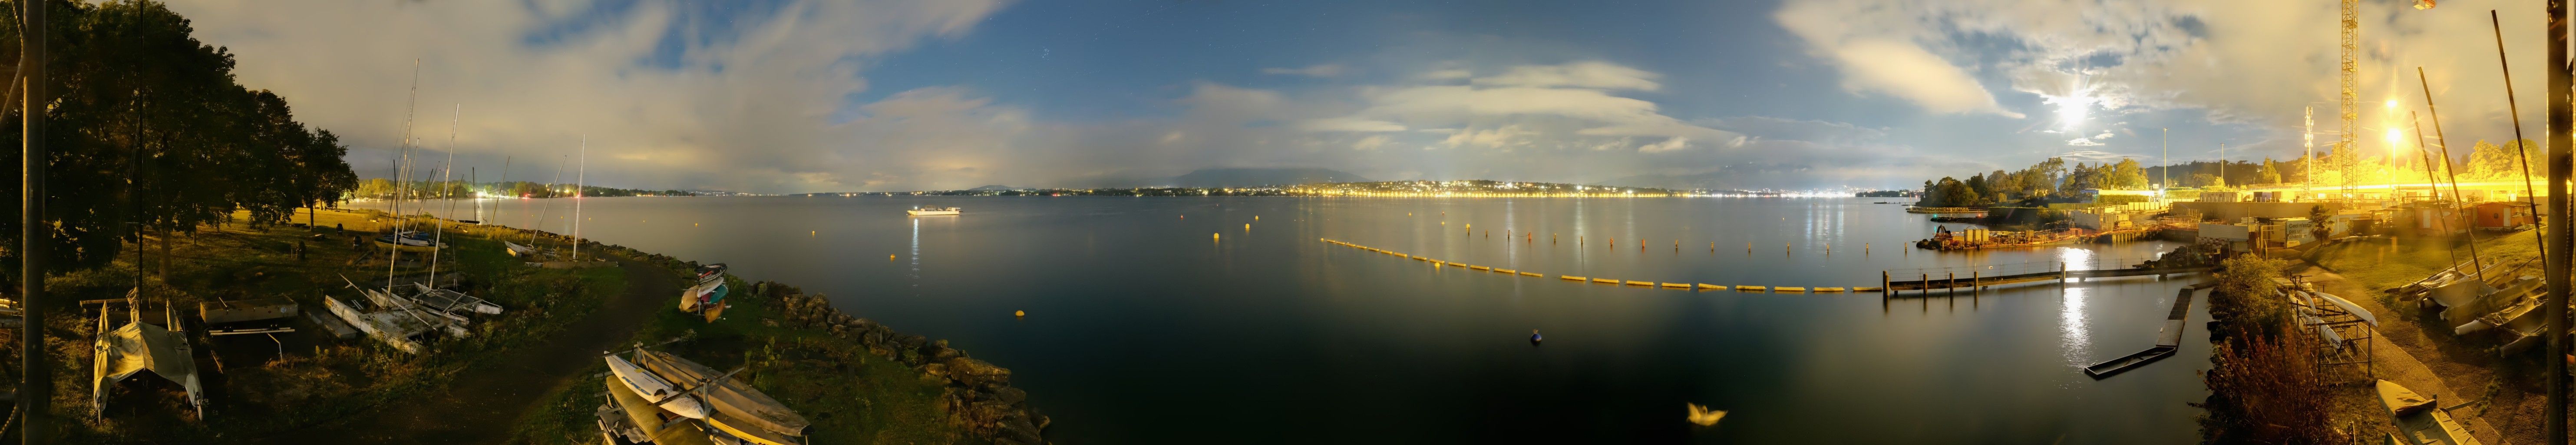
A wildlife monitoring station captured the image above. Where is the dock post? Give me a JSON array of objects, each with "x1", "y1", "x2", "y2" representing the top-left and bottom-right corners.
[
  {"x1": 1972, "y1": 271, "x2": 1980, "y2": 290},
  {"x1": 1921, "y1": 274, "x2": 1928, "y2": 297},
  {"x1": 1947, "y1": 272, "x2": 1955, "y2": 298},
  {"x1": 1882, "y1": 272, "x2": 1889, "y2": 298}
]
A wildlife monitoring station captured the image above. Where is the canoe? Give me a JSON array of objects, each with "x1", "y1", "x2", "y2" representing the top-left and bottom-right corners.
[
  {"x1": 1592, "y1": 278, "x2": 1619, "y2": 284},
  {"x1": 1815, "y1": 287, "x2": 1847, "y2": 292},
  {"x1": 1469, "y1": 266, "x2": 1492, "y2": 271},
  {"x1": 1561, "y1": 276, "x2": 1586, "y2": 281},
  {"x1": 1776, "y1": 287, "x2": 1808, "y2": 292},
  {"x1": 1518, "y1": 272, "x2": 1542, "y2": 277},
  {"x1": 1624, "y1": 280, "x2": 1653, "y2": 286},
  {"x1": 1698, "y1": 284, "x2": 1725, "y2": 289},
  {"x1": 1494, "y1": 269, "x2": 1516, "y2": 274},
  {"x1": 1853, "y1": 286, "x2": 1883, "y2": 292},
  {"x1": 606, "y1": 354, "x2": 710, "y2": 419},
  {"x1": 1659, "y1": 282, "x2": 1690, "y2": 289}
]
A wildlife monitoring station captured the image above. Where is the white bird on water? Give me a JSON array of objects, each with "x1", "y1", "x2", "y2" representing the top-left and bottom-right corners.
[{"x1": 1686, "y1": 403, "x2": 1727, "y2": 426}]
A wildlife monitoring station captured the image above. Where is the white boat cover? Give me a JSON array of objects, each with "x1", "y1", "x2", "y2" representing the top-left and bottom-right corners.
[{"x1": 92, "y1": 318, "x2": 205, "y2": 418}]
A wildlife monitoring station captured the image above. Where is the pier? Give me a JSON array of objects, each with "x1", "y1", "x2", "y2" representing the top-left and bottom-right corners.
[
  {"x1": 1880, "y1": 262, "x2": 2212, "y2": 296},
  {"x1": 2082, "y1": 285, "x2": 2205, "y2": 378}
]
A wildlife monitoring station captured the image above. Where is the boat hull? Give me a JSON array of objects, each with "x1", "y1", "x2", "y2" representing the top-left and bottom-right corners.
[
  {"x1": 906, "y1": 210, "x2": 960, "y2": 216},
  {"x1": 606, "y1": 355, "x2": 710, "y2": 419}
]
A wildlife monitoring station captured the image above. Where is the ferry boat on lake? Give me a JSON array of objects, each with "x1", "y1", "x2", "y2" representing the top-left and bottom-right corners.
[{"x1": 907, "y1": 206, "x2": 961, "y2": 216}]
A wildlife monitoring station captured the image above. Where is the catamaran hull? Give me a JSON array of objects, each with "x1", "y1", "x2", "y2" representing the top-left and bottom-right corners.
[{"x1": 606, "y1": 355, "x2": 710, "y2": 419}]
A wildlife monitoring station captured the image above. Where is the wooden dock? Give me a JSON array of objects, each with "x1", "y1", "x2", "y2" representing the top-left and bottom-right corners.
[
  {"x1": 1881, "y1": 266, "x2": 2211, "y2": 294},
  {"x1": 2084, "y1": 285, "x2": 2203, "y2": 379}
]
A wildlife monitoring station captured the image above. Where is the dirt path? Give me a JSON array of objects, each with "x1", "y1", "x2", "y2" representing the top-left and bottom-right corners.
[
  {"x1": 2292, "y1": 264, "x2": 2510, "y2": 444},
  {"x1": 275, "y1": 253, "x2": 676, "y2": 444}
]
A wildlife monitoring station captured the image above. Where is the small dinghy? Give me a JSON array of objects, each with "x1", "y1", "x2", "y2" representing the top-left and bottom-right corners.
[{"x1": 1529, "y1": 329, "x2": 1543, "y2": 344}]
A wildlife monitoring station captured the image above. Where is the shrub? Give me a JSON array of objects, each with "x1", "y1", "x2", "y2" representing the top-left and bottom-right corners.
[{"x1": 2196, "y1": 329, "x2": 2345, "y2": 445}]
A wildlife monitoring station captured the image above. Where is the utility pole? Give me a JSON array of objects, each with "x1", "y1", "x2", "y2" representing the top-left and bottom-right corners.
[
  {"x1": 2544, "y1": 0, "x2": 2571, "y2": 441},
  {"x1": 2161, "y1": 128, "x2": 2169, "y2": 192},
  {"x1": 17, "y1": 0, "x2": 46, "y2": 442},
  {"x1": 2304, "y1": 107, "x2": 2314, "y2": 201}
]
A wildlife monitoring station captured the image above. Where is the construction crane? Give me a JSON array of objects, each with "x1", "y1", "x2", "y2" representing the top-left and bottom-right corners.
[{"x1": 2338, "y1": 0, "x2": 2359, "y2": 200}]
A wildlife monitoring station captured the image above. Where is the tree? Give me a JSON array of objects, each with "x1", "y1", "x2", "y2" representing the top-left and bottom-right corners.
[
  {"x1": 1965, "y1": 173, "x2": 1991, "y2": 200},
  {"x1": 2256, "y1": 158, "x2": 2282, "y2": 185},
  {"x1": 2107, "y1": 158, "x2": 2148, "y2": 189},
  {"x1": 0, "y1": 0, "x2": 359, "y2": 277}
]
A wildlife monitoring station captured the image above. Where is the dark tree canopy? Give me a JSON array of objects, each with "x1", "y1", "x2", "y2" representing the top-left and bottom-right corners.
[{"x1": 1, "y1": 0, "x2": 357, "y2": 277}]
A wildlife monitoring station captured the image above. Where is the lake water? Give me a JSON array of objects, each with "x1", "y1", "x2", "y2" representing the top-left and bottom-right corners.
[{"x1": 355, "y1": 196, "x2": 2211, "y2": 443}]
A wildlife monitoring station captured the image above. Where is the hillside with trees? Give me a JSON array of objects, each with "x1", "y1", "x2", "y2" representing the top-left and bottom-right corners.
[{"x1": 1919, "y1": 157, "x2": 2149, "y2": 208}]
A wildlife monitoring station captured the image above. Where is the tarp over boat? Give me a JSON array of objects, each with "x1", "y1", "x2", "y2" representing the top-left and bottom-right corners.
[{"x1": 92, "y1": 317, "x2": 205, "y2": 418}]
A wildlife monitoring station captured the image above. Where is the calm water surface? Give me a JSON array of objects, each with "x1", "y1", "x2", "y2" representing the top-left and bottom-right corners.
[{"x1": 361, "y1": 196, "x2": 2210, "y2": 443}]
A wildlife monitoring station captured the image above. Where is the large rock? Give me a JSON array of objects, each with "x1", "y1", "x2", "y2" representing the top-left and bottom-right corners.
[{"x1": 944, "y1": 357, "x2": 1011, "y2": 390}]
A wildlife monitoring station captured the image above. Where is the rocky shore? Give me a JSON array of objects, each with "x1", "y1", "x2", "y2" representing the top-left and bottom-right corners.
[{"x1": 588, "y1": 241, "x2": 1052, "y2": 445}]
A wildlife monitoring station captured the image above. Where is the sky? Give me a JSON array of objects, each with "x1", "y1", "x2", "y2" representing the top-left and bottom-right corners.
[{"x1": 161, "y1": 0, "x2": 2554, "y2": 193}]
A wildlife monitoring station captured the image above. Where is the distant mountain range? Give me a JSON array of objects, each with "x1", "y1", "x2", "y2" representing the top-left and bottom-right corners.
[{"x1": 966, "y1": 185, "x2": 1020, "y2": 191}]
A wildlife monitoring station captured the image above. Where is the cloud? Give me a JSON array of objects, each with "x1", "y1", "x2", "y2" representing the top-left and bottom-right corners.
[
  {"x1": 1470, "y1": 61, "x2": 1661, "y2": 90},
  {"x1": 1262, "y1": 63, "x2": 1347, "y2": 78},
  {"x1": 2094, "y1": 132, "x2": 2114, "y2": 139},
  {"x1": 1299, "y1": 117, "x2": 1407, "y2": 132},
  {"x1": 1775, "y1": 3, "x2": 2023, "y2": 118},
  {"x1": 1318, "y1": 62, "x2": 1739, "y2": 151},
  {"x1": 1639, "y1": 136, "x2": 1691, "y2": 153},
  {"x1": 1770, "y1": 0, "x2": 2552, "y2": 163},
  {"x1": 2065, "y1": 137, "x2": 2105, "y2": 146},
  {"x1": 167, "y1": 0, "x2": 1010, "y2": 193}
]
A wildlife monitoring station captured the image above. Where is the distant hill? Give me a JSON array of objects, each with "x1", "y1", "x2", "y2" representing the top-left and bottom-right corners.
[
  {"x1": 1169, "y1": 168, "x2": 1368, "y2": 187},
  {"x1": 967, "y1": 185, "x2": 1019, "y2": 191}
]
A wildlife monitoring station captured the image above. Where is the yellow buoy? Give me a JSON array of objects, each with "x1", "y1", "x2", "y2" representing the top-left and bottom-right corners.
[
  {"x1": 1255, "y1": 216, "x2": 1260, "y2": 220},
  {"x1": 1014, "y1": 310, "x2": 1026, "y2": 317},
  {"x1": 889, "y1": 255, "x2": 896, "y2": 260},
  {"x1": 1244, "y1": 223, "x2": 1251, "y2": 230},
  {"x1": 1213, "y1": 232, "x2": 1221, "y2": 240}
]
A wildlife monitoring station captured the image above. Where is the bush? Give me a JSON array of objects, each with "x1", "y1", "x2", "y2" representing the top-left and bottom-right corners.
[
  {"x1": 2196, "y1": 329, "x2": 2345, "y2": 445},
  {"x1": 2209, "y1": 255, "x2": 2290, "y2": 341}
]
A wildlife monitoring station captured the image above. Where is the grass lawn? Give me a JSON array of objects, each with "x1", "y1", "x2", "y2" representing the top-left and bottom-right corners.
[{"x1": 7, "y1": 207, "x2": 628, "y2": 443}]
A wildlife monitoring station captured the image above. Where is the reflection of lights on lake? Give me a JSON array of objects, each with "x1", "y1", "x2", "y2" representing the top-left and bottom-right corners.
[
  {"x1": 2061, "y1": 286, "x2": 2092, "y2": 367},
  {"x1": 2055, "y1": 246, "x2": 2095, "y2": 270}
]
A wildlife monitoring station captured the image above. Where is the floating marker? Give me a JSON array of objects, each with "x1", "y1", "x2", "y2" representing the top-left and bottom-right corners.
[
  {"x1": 889, "y1": 254, "x2": 896, "y2": 260},
  {"x1": 1244, "y1": 223, "x2": 1251, "y2": 230},
  {"x1": 1736, "y1": 285, "x2": 1766, "y2": 291},
  {"x1": 1255, "y1": 216, "x2": 1259, "y2": 220},
  {"x1": 1014, "y1": 310, "x2": 1026, "y2": 317},
  {"x1": 1213, "y1": 233, "x2": 1220, "y2": 241}
]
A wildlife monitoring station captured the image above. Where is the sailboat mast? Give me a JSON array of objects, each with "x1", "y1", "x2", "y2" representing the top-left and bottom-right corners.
[
  {"x1": 574, "y1": 135, "x2": 585, "y2": 262},
  {"x1": 429, "y1": 104, "x2": 457, "y2": 288},
  {"x1": 387, "y1": 59, "x2": 420, "y2": 293}
]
